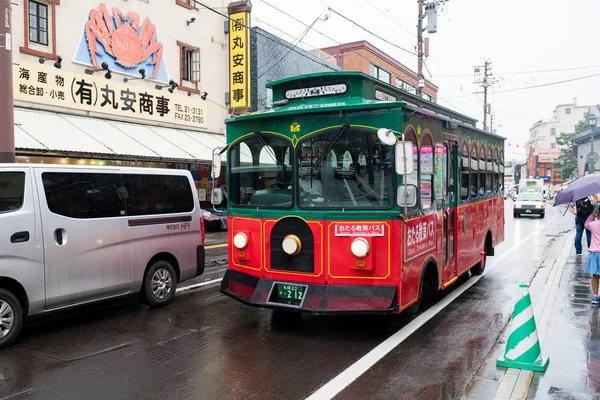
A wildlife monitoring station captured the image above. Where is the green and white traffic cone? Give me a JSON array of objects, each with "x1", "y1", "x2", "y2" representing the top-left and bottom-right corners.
[{"x1": 496, "y1": 284, "x2": 549, "y2": 372}]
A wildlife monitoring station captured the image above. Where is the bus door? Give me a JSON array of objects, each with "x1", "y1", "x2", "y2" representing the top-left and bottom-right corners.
[{"x1": 442, "y1": 140, "x2": 458, "y2": 283}]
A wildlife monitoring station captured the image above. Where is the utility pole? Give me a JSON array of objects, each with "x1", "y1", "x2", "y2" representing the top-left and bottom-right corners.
[
  {"x1": 473, "y1": 61, "x2": 494, "y2": 132},
  {"x1": 416, "y1": 0, "x2": 424, "y2": 98},
  {"x1": 0, "y1": 0, "x2": 14, "y2": 163}
]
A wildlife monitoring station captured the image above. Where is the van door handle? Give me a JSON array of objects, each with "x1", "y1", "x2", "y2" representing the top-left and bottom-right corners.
[
  {"x1": 10, "y1": 231, "x2": 30, "y2": 243},
  {"x1": 54, "y1": 229, "x2": 66, "y2": 246}
]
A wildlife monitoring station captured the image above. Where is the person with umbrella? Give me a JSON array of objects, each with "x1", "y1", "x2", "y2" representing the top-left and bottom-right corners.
[
  {"x1": 584, "y1": 206, "x2": 600, "y2": 304},
  {"x1": 554, "y1": 175, "x2": 600, "y2": 256},
  {"x1": 569, "y1": 196, "x2": 595, "y2": 256}
]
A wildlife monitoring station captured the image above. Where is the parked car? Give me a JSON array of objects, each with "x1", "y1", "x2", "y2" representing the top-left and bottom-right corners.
[{"x1": 0, "y1": 164, "x2": 206, "y2": 349}]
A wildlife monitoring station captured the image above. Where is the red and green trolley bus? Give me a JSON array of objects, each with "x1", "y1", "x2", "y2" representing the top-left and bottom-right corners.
[{"x1": 218, "y1": 71, "x2": 505, "y2": 315}]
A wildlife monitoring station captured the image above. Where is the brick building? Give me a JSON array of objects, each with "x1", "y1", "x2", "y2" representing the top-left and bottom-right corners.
[{"x1": 317, "y1": 41, "x2": 438, "y2": 102}]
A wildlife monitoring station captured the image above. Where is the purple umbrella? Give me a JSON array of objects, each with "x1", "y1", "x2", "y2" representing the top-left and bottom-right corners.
[{"x1": 554, "y1": 174, "x2": 600, "y2": 206}]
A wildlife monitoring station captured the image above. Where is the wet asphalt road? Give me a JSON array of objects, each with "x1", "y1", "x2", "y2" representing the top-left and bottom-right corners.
[{"x1": 0, "y1": 203, "x2": 575, "y2": 400}]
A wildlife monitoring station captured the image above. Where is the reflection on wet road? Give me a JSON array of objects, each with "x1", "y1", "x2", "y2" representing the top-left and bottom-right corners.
[{"x1": 0, "y1": 205, "x2": 574, "y2": 400}]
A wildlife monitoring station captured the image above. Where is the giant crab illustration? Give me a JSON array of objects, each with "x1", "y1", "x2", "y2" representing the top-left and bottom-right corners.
[{"x1": 85, "y1": 3, "x2": 163, "y2": 79}]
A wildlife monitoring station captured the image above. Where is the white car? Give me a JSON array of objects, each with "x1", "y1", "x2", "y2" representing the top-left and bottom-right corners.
[{"x1": 513, "y1": 192, "x2": 545, "y2": 218}]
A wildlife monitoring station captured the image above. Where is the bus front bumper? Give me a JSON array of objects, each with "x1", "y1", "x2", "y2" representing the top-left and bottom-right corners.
[{"x1": 220, "y1": 269, "x2": 399, "y2": 315}]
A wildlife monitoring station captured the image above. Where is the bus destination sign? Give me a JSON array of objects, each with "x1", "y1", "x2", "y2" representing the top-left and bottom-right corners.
[{"x1": 285, "y1": 84, "x2": 347, "y2": 99}]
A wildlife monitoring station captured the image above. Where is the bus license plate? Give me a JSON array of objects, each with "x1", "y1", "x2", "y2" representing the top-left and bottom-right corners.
[{"x1": 277, "y1": 284, "x2": 305, "y2": 301}]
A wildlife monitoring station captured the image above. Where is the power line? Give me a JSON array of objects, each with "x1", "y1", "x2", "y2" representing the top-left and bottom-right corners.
[
  {"x1": 327, "y1": 7, "x2": 416, "y2": 56},
  {"x1": 360, "y1": 0, "x2": 416, "y2": 40},
  {"x1": 258, "y1": 17, "x2": 320, "y2": 79},
  {"x1": 435, "y1": 64, "x2": 600, "y2": 78},
  {"x1": 440, "y1": 72, "x2": 600, "y2": 99}
]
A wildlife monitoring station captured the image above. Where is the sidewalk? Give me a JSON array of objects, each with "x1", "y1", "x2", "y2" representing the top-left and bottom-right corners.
[
  {"x1": 524, "y1": 247, "x2": 600, "y2": 399},
  {"x1": 464, "y1": 232, "x2": 600, "y2": 399}
]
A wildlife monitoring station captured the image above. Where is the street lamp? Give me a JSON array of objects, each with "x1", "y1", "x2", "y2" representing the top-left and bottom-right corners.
[{"x1": 589, "y1": 114, "x2": 598, "y2": 174}]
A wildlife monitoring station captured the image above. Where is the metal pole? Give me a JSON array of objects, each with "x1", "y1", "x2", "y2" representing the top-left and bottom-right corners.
[
  {"x1": 416, "y1": 0, "x2": 424, "y2": 98},
  {"x1": 0, "y1": 0, "x2": 14, "y2": 163},
  {"x1": 482, "y1": 61, "x2": 489, "y2": 132},
  {"x1": 591, "y1": 129, "x2": 595, "y2": 174}
]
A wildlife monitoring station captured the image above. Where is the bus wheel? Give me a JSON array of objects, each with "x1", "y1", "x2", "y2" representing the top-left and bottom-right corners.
[
  {"x1": 471, "y1": 253, "x2": 486, "y2": 275},
  {"x1": 140, "y1": 260, "x2": 177, "y2": 308},
  {"x1": 0, "y1": 289, "x2": 24, "y2": 349}
]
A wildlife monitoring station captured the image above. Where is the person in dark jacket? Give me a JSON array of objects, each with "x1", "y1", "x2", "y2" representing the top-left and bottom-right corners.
[{"x1": 570, "y1": 197, "x2": 596, "y2": 255}]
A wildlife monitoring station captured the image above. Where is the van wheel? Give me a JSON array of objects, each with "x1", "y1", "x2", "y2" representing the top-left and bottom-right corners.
[
  {"x1": 0, "y1": 289, "x2": 23, "y2": 349},
  {"x1": 140, "y1": 260, "x2": 177, "y2": 308}
]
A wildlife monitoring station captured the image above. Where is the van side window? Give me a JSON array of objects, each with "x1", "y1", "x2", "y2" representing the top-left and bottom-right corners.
[
  {"x1": 0, "y1": 172, "x2": 25, "y2": 213},
  {"x1": 121, "y1": 174, "x2": 194, "y2": 215},
  {"x1": 42, "y1": 173, "x2": 126, "y2": 218}
]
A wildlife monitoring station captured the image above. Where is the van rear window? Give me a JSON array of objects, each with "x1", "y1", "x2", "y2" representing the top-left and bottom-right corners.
[
  {"x1": 0, "y1": 172, "x2": 25, "y2": 213},
  {"x1": 41, "y1": 172, "x2": 194, "y2": 218}
]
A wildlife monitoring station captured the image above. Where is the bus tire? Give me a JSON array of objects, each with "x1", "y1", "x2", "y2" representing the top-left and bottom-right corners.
[
  {"x1": 140, "y1": 260, "x2": 177, "y2": 308},
  {"x1": 471, "y1": 253, "x2": 486, "y2": 276},
  {"x1": 0, "y1": 289, "x2": 24, "y2": 349},
  {"x1": 405, "y1": 263, "x2": 438, "y2": 316}
]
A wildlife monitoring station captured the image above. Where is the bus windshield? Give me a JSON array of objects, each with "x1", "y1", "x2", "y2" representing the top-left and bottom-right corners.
[
  {"x1": 229, "y1": 134, "x2": 293, "y2": 207},
  {"x1": 297, "y1": 128, "x2": 395, "y2": 209}
]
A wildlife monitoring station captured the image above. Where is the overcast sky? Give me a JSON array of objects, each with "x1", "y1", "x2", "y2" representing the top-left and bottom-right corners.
[{"x1": 250, "y1": 0, "x2": 600, "y2": 160}]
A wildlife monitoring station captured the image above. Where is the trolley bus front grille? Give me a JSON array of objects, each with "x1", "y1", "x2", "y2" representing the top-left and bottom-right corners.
[{"x1": 270, "y1": 217, "x2": 315, "y2": 273}]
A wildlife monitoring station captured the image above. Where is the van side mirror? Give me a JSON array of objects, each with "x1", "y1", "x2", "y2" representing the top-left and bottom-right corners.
[
  {"x1": 395, "y1": 141, "x2": 414, "y2": 175},
  {"x1": 211, "y1": 188, "x2": 223, "y2": 205},
  {"x1": 397, "y1": 184, "x2": 418, "y2": 207},
  {"x1": 212, "y1": 151, "x2": 222, "y2": 179}
]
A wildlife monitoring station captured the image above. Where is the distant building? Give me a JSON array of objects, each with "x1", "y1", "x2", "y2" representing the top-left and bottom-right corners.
[
  {"x1": 250, "y1": 27, "x2": 341, "y2": 111},
  {"x1": 527, "y1": 99, "x2": 592, "y2": 152},
  {"x1": 525, "y1": 147, "x2": 563, "y2": 185},
  {"x1": 316, "y1": 41, "x2": 438, "y2": 102}
]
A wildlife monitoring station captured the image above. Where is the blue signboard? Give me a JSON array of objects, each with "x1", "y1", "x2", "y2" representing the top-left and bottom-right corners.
[{"x1": 539, "y1": 176, "x2": 551, "y2": 182}]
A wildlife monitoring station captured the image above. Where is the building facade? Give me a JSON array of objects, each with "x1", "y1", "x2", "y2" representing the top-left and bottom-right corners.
[
  {"x1": 527, "y1": 99, "x2": 590, "y2": 152},
  {"x1": 250, "y1": 27, "x2": 341, "y2": 111},
  {"x1": 524, "y1": 147, "x2": 563, "y2": 185},
  {"x1": 317, "y1": 41, "x2": 438, "y2": 102},
  {"x1": 10, "y1": 0, "x2": 231, "y2": 200}
]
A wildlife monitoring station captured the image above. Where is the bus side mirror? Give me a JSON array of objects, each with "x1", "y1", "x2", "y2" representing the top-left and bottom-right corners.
[
  {"x1": 398, "y1": 184, "x2": 418, "y2": 207},
  {"x1": 212, "y1": 151, "x2": 221, "y2": 179},
  {"x1": 395, "y1": 141, "x2": 414, "y2": 175},
  {"x1": 211, "y1": 188, "x2": 223, "y2": 205}
]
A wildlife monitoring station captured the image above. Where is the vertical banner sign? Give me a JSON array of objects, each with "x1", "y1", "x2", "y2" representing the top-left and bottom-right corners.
[{"x1": 228, "y1": 2, "x2": 251, "y2": 114}]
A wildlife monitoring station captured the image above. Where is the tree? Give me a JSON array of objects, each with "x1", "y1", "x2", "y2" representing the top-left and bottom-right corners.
[{"x1": 554, "y1": 114, "x2": 589, "y2": 180}]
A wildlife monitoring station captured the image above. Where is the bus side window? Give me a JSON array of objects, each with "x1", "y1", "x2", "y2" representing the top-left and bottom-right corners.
[
  {"x1": 420, "y1": 132, "x2": 434, "y2": 211},
  {"x1": 470, "y1": 143, "x2": 479, "y2": 199},
  {"x1": 460, "y1": 141, "x2": 469, "y2": 201},
  {"x1": 486, "y1": 146, "x2": 493, "y2": 195}
]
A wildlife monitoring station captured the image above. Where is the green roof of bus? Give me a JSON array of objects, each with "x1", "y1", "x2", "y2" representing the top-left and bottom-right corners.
[{"x1": 226, "y1": 71, "x2": 480, "y2": 127}]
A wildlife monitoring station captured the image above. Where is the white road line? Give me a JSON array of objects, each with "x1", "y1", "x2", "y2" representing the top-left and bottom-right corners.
[
  {"x1": 176, "y1": 278, "x2": 223, "y2": 293},
  {"x1": 305, "y1": 225, "x2": 548, "y2": 400}
]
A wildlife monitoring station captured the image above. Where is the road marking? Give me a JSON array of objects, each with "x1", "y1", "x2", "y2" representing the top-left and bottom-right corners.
[
  {"x1": 205, "y1": 243, "x2": 228, "y2": 249},
  {"x1": 305, "y1": 225, "x2": 548, "y2": 400},
  {"x1": 176, "y1": 278, "x2": 223, "y2": 293}
]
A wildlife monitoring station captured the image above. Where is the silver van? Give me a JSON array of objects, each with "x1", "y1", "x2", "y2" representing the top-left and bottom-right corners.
[{"x1": 0, "y1": 165, "x2": 205, "y2": 348}]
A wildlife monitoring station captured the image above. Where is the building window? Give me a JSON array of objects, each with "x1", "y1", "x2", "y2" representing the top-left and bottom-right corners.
[
  {"x1": 369, "y1": 63, "x2": 390, "y2": 84},
  {"x1": 396, "y1": 78, "x2": 416, "y2": 94},
  {"x1": 177, "y1": 41, "x2": 200, "y2": 93},
  {"x1": 551, "y1": 143, "x2": 556, "y2": 149},
  {"x1": 182, "y1": 47, "x2": 200, "y2": 82},
  {"x1": 176, "y1": 0, "x2": 198, "y2": 9},
  {"x1": 566, "y1": 108, "x2": 571, "y2": 114},
  {"x1": 551, "y1": 127, "x2": 556, "y2": 135},
  {"x1": 21, "y1": 0, "x2": 59, "y2": 59},
  {"x1": 29, "y1": 1, "x2": 48, "y2": 45},
  {"x1": 422, "y1": 93, "x2": 433, "y2": 102}
]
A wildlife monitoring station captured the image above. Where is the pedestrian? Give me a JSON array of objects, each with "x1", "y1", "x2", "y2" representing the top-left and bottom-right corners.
[
  {"x1": 569, "y1": 196, "x2": 595, "y2": 256},
  {"x1": 584, "y1": 207, "x2": 600, "y2": 304}
]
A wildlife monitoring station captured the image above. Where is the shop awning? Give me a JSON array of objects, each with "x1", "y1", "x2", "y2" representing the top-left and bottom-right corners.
[{"x1": 14, "y1": 108, "x2": 226, "y2": 162}]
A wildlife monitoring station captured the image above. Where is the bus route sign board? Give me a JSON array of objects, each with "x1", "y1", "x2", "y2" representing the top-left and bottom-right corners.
[
  {"x1": 334, "y1": 223, "x2": 385, "y2": 237},
  {"x1": 404, "y1": 214, "x2": 436, "y2": 262}
]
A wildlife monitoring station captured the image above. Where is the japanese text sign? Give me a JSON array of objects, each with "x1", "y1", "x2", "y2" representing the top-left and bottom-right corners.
[
  {"x1": 404, "y1": 214, "x2": 436, "y2": 261},
  {"x1": 13, "y1": 60, "x2": 207, "y2": 129},
  {"x1": 229, "y1": 11, "x2": 251, "y2": 113},
  {"x1": 334, "y1": 223, "x2": 385, "y2": 237}
]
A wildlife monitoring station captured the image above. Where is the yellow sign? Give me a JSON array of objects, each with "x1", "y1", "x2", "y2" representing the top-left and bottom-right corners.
[
  {"x1": 13, "y1": 60, "x2": 208, "y2": 129},
  {"x1": 229, "y1": 11, "x2": 251, "y2": 113}
]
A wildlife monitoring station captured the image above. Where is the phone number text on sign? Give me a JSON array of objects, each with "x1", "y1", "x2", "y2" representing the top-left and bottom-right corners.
[
  {"x1": 334, "y1": 223, "x2": 385, "y2": 236},
  {"x1": 404, "y1": 214, "x2": 436, "y2": 261}
]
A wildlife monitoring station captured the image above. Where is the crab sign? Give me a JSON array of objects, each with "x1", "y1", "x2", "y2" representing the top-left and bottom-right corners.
[{"x1": 85, "y1": 3, "x2": 163, "y2": 79}]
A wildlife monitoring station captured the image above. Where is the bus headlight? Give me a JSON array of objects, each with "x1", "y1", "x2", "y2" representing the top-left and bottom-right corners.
[
  {"x1": 233, "y1": 232, "x2": 248, "y2": 249},
  {"x1": 282, "y1": 234, "x2": 302, "y2": 256},
  {"x1": 351, "y1": 238, "x2": 370, "y2": 258}
]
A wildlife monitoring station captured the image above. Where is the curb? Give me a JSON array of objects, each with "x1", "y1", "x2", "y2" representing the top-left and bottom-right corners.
[{"x1": 492, "y1": 230, "x2": 574, "y2": 400}]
